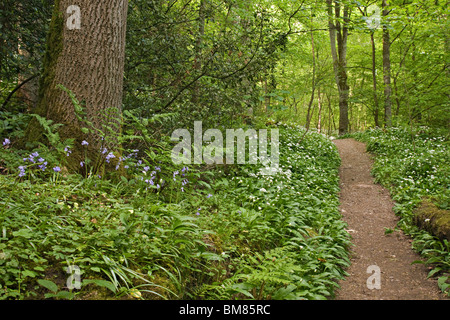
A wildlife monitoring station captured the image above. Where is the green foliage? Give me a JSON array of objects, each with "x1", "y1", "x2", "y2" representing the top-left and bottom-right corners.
[{"x1": 0, "y1": 122, "x2": 350, "y2": 300}]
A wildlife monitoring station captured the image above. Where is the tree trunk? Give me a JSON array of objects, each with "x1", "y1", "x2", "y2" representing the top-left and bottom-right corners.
[
  {"x1": 317, "y1": 88, "x2": 322, "y2": 133},
  {"x1": 327, "y1": 0, "x2": 350, "y2": 135},
  {"x1": 382, "y1": 0, "x2": 392, "y2": 127},
  {"x1": 370, "y1": 32, "x2": 380, "y2": 127},
  {"x1": 27, "y1": 0, "x2": 128, "y2": 173},
  {"x1": 192, "y1": 0, "x2": 206, "y2": 104},
  {"x1": 306, "y1": 16, "x2": 316, "y2": 130}
]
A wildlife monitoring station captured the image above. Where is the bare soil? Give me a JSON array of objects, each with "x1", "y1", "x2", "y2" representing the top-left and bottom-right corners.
[{"x1": 333, "y1": 138, "x2": 447, "y2": 300}]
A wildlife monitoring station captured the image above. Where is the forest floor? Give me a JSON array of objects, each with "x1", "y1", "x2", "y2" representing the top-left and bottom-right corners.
[{"x1": 332, "y1": 138, "x2": 448, "y2": 300}]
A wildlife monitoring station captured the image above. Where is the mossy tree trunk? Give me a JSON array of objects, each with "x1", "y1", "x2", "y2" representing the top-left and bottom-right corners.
[{"x1": 27, "y1": 0, "x2": 128, "y2": 173}]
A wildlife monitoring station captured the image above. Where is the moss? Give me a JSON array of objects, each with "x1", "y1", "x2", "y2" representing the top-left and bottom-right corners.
[
  {"x1": 25, "y1": 0, "x2": 64, "y2": 144},
  {"x1": 414, "y1": 198, "x2": 450, "y2": 242}
]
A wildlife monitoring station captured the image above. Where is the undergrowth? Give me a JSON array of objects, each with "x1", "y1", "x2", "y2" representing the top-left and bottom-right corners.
[{"x1": 0, "y1": 116, "x2": 350, "y2": 300}]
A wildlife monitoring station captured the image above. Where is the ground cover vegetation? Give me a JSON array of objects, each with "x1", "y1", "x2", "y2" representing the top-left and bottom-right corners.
[{"x1": 0, "y1": 0, "x2": 448, "y2": 299}]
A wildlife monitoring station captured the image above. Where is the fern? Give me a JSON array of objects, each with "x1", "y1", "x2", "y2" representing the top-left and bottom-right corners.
[{"x1": 29, "y1": 113, "x2": 64, "y2": 148}]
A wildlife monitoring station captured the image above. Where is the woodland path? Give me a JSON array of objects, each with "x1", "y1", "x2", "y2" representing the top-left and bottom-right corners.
[{"x1": 332, "y1": 138, "x2": 447, "y2": 300}]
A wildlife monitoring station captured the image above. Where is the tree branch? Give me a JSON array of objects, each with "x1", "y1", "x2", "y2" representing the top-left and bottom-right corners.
[{"x1": 1, "y1": 74, "x2": 39, "y2": 110}]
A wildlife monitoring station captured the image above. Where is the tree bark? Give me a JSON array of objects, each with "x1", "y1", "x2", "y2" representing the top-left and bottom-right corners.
[
  {"x1": 327, "y1": 0, "x2": 350, "y2": 135},
  {"x1": 192, "y1": 0, "x2": 206, "y2": 104},
  {"x1": 382, "y1": 0, "x2": 392, "y2": 127},
  {"x1": 370, "y1": 32, "x2": 380, "y2": 127},
  {"x1": 27, "y1": 0, "x2": 128, "y2": 172},
  {"x1": 306, "y1": 16, "x2": 316, "y2": 130}
]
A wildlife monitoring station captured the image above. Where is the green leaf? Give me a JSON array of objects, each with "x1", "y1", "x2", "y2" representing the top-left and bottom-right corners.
[
  {"x1": 83, "y1": 279, "x2": 117, "y2": 293},
  {"x1": 437, "y1": 276, "x2": 449, "y2": 292},
  {"x1": 37, "y1": 279, "x2": 58, "y2": 293},
  {"x1": 230, "y1": 283, "x2": 256, "y2": 299},
  {"x1": 56, "y1": 291, "x2": 75, "y2": 300},
  {"x1": 12, "y1": 229, "x2": 33, "y2": 239},
  {"x1": 22, "y1": 270, "x2": 38, "y2": 278}
]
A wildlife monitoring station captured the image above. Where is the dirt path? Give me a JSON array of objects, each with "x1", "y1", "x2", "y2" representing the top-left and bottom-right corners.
[{"x1": 333, "y1": 138, "x2": 447, "y2": 300}]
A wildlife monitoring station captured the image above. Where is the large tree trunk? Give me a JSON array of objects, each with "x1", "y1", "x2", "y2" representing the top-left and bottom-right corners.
[
  {"x1": 327, "y1": 0, "x2": 350, "y2": 135},
  {"x1": 27, "y1": 0, "x2": 128, "y2": 172},
  {"x1": 382, "y1": 0, "x2": 392, "y2": 127}
]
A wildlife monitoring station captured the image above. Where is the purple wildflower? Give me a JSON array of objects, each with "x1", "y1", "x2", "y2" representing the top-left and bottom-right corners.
[
  {"x1": 38, "y1": 161, "x2": 48, "y2": 171},
  {"x1": 3, "y1": 138, "x2": 10, "y2": 146},
  {"x1": 207, "y1": 193, "x2": 213, "y2": 198},
  {"x1": 53, "y1": 166, "x2": 61, "y2": 172},
  {"x1": 81, "y1": 140, "x2": 89, "y2": 146},
  {"x1": 105, "y1": 152, "x2": 115, "y2": 163},
  {"x1": 18, "y1": 166, "x2": 26, "y2": 177},
  {"x1": 80, "y1": 161, "x2": 84, "y2": 167}
]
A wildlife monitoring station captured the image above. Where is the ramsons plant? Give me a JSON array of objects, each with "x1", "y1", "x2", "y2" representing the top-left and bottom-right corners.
[{"x1": 0, "y1": 119, "x2": 350, "y2": 300}]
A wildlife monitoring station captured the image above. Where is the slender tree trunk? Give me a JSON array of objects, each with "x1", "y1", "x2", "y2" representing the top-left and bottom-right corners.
[
  {"x1": 306, "y1": 16, "x2": 316, "y2": 130},
  {"x1": 192, "y1": 0, "x2": 206, "y2": 104},
  {"x1": 382, "y1": 0, "x2": 392, "y2": 127},
  {"x1": 370, "y1": 32, "x2": 380, "y2": 127},
  {"x1": 317, "y1": 88, "x2": 322, "y2": 133},
  {"x1": 27, "y1": 0, "x2": 128, "y2": 172},
  {"x1": 327, "y1": 0, "x2": 350, "y2": 135}
]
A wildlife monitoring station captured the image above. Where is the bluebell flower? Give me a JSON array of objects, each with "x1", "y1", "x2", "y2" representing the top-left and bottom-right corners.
[
  {"x1": 207, "y1": 193, "x2": 213, "y2": 198},
  {"x1": 105, "y1": 152, "x2": 115, "y2": 163},
  {"x1": 38, "y1": 161, "x2": 47, "y2": 171},
  {"x1": 18, "y1": 166, "x2": 26, "y2": 177},
  {"x1": 53, "y1": 166, "x2": 61, "y2": 172},
  {"x1": 80, "y1": 161, "x2": 84, "y2": 167},
  {"x1": 3, "y1": 138, "x2": 10, "y2": 146},
  {"x1": 81, "y1": 140, "x2": 89, "y2": 146},
  {"x1": 38, "y1": 157, "x2": 45, "y2": 163}
]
